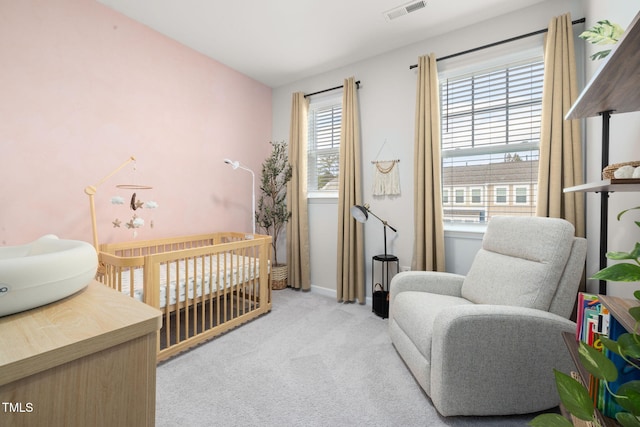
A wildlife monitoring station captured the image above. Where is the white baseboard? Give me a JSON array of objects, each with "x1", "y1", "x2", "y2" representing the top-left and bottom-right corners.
[
  {"x1": 310, "y1": 285, "x2": 372, "y2": 306},
  {"x1": 309, "y1": 284, "x2": 335, "y2": 299}
]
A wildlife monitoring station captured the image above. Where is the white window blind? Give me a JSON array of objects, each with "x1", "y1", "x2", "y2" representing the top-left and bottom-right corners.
[
  {"x1": 308, "y1": 97, "x2": 342, "y2": 193},
  {"x1": 440, "y1": 58, "x2": 543, "y2": 223}
]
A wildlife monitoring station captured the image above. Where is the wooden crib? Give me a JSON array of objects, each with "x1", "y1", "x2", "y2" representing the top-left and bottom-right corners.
[{"x1": 96, "y1": 232, "x2": 272, "y2": 362}]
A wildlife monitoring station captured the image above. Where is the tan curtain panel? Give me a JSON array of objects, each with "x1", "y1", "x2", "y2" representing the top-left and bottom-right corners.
[
  {"x1": 537, "y1": 13, "x2": 585, "y2": 237},
  {"x1": 286, "y1": 92, "x2": 311, "y2": 291},
  {"x1": 336, "y1": 77, "x2": 365, "y2": 303},
  {"x1": 412, "y1": 54, "x2": 445, "y2": 272}
]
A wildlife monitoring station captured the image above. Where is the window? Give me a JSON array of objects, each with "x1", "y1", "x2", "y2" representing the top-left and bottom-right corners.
[
  {"x1": 440, "y1": 57, "x2": 543, "y2": 223},
  {"x1": 514, "y1": 185, "x2": 529, "y2": 204},
  {"x1": 470, "y1": 187, "x2": 483, "y2": 204},
  {"x1": 454, "y1": 188, "x2": 465, "y2": 204},
  {"x1": 495, "y1": 186, "x2": 508, "y2": 204},
  {"x1": 307, "y1": 95, "x2": 342, "y2": 194}
]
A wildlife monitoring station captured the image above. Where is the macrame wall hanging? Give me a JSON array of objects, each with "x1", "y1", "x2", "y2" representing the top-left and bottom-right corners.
[
  {"x1": 372, "y1": 159, "x2": 400, "y2": 196},
  {"x1": 371, "y1": 139, "x2": 401, "y2": 196}
]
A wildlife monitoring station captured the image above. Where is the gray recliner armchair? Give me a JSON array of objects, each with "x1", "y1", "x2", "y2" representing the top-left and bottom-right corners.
[{"x1": 388, "y1": 216, "x2": 587, "y2": 416}]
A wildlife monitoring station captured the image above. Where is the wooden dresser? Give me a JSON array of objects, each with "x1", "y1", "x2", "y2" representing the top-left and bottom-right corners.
[{"x1": 0, "y1": 280, "x2": 162, "y2": 427}]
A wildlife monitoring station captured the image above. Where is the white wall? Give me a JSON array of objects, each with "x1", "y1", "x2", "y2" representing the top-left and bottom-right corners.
[
  {"x1": 583, "y1": 0, "x2": 640, "y2": 299},
  {"x1": 272, "y1": 0, "x2": 587, "y2": 299}
]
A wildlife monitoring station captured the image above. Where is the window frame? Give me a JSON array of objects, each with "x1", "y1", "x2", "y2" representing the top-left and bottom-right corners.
[
  {"x1": 470, "y1": 187, "x2": 483, "y2": 205},
  {"x1": 494, "y1": 186, "x2": 509, "y2": 205},
  {"x1": 454, "y1": 187, "x2": 466, "y2": 205},
  {"x1": 514, "y1": 185, "x2": 529, "y2": 205},
  {"x1": 439, "y1": 47, "x2": 544, "y2": 227},
  {"x1": 442, "y1": 188, "x2": 450, "y2": 204},
  {"x1": 306, "y1": 92, "x2": 343, "y2": 198}
]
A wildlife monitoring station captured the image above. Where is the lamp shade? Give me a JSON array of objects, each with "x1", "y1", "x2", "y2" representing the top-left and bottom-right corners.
[
  {"x1": 350, "y1": 205, "x2": 369, "y2": 223},
  {"x1": 223, "y1": 158, "x2": 239, "y2": 169},
  {"x1": 350, "y1": 203, "x2": 397, "y2": 258}
]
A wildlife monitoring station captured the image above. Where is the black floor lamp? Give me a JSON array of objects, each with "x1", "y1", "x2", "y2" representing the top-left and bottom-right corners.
[
  {"x1": 350, "y1": 203, "x2": 397, "y2": 258},
  {"x1": 351, "y1": 203, "x2": 399, "y2": 318}
]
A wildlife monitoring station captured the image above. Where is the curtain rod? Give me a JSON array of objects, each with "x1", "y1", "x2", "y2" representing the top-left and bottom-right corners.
[
  {"x1": 304, "y1": 80, "x2": 361, "y2": 98},
  {"x1": 409, "y1": 17, "x2": 585, "y2": 69}
]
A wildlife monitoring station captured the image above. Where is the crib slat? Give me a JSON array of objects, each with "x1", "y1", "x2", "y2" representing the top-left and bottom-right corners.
[{"x1": 200, "y1": 256, "x2": 207, "y2": 333}]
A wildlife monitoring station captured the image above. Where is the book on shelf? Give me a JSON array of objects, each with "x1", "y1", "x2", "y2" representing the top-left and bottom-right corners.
[
  {"x1": 575, "y1": 293, "x2": 609, "y2": 412},
  {"x1": 576, "y1": 293, "x2": 610, "y2": 344},
  {"x1": 574, "y1": 292, "x2": 640, "y2": 419}
]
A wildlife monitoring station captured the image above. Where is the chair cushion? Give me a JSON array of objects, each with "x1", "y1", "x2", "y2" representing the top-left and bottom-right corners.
[
  {"x1": 392, "y1": 291, "x2": 473, "y2": 360},
  {"x1": 461, "y1": 216, "x2": 575, "y2": 311}
]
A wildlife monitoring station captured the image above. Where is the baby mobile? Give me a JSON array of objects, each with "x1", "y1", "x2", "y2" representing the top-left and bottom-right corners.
[
  {"x1": 110, "y1": 164, "x2": 158, "y2": 237},
  {"x1": 84, "y1": 156, "x2": 158, "y2": 253}
]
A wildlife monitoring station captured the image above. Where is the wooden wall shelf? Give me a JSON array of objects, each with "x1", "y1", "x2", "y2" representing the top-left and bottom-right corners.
[
  {"x1": 566, "y1": 12, "x2": 640, "y2": 119},
  {"x1": 559, "y1": 9, "x2": 640, "y2": 427},
  {"x1": 600, "y1": 294, "x2": 640, "y2": 333},
  {"x1": 564, "y1": 179, "x2": 640, "y2": 193},
  {"x1": 562, "y1": 10, "x2": 640, "y2": 295}
]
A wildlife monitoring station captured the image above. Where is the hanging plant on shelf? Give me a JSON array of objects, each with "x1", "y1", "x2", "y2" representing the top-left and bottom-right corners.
[{"x1": 579, "y1": 20, "x2": 624, "y2": 60}]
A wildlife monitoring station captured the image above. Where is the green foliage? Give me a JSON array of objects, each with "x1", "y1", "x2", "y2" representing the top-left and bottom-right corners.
[
  {"x1": 593, "y1": 207, "x2": 640, "y2": 284},
  {"x1": 528, "y1": 413, "x2": 574, "y2": 427},
  {"x1": 593, "y1": 262, "x2": 640, "y2": 282},
  {"x1": 617, "y1": 411, "x2": 640, "y2": 427},
  {"x1": 530, "y1": 208, "x2": 640, "y2": 426},
  {"x1": 579, "y1": 20, "x2": 624, "y2": 60},
  {"x1": 504, "y1": 153, "x2": 523, "y2": 162},
  {"x1": 255, "y1": 141, "x2": 292, "y2": 265},
  {"x1": 317, "y1": 152, "x2": 339, "y2": 190},
  {"x1": 553, "y1": 369, "x2": 596, "y2": 421},
  {"x1": 577, "y1": 341, "x2": 618, "y2": 382},
  {"x1": 617, "y1": 382, "x2": 640, "y2": 416}
]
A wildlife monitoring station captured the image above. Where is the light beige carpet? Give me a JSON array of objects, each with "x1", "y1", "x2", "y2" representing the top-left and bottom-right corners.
[{"x1": 156, "y1": 288, "x2": 549, "y2": 426}]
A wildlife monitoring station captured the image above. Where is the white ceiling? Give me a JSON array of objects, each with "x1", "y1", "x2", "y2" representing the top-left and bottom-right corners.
[{"x1": 97, "y1": 0, "x2": 547, "y2": 88}]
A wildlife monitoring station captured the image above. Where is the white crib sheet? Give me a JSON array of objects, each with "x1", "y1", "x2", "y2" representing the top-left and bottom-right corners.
[{"x1": 119, "y1": 254, "x2": 261, "y2": 308}]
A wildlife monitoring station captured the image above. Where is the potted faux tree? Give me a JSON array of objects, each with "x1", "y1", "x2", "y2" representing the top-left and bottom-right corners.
[{"x1": 255, "y1": 140, "x2": 292, "y2": 290}]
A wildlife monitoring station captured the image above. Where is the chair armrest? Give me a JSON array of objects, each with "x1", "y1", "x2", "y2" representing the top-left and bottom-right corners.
[
  {"x1": 430, "y1": 304, "x2": 576, "y2": 416},
  {"x1": 390, "y1": 271, "x2": 465, "y2": 300}
]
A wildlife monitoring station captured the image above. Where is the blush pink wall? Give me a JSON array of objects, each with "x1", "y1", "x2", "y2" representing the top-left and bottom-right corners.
[{"x1": 0, "y1": 0, "x2": 272, "y2": 247}]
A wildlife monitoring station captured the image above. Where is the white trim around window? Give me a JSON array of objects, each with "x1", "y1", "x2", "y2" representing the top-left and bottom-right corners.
[
  {"x1": 443, "y1": 188, "x2": 450, "y2": 204},
  {"x1": 494, "y1": 186, "x2": 509, "y2": 205},
  {"x1": 514, "y1": 185, "x2": 529, "y2": 205},
  {"x1": 454, "y1": 187, "x2": 466, "y2": 205},
  {"x1": 469, "y1": 187, "x2": 483, "y2": 205},
  {"x1": 307, "y1": 92, "x2": 342, "y2": 198}
]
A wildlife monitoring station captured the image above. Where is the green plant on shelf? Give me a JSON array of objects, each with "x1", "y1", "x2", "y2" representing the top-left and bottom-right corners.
[
  {"x1": 531, "y1": 207, "x2": 640, "y2": 427},
  {"x1": 579, "y1": 19, "x2": 624, "y2": 60}
]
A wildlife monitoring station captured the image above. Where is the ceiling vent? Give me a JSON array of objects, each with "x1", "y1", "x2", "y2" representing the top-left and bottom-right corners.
[{"x1": 383, "y1": 1, "x2": 427, "y2": 22}]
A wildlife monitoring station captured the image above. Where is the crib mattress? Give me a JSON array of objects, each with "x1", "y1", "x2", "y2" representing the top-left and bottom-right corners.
[{"x1": 118, "y1": 254, "x2": 261, "y2": 308}]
